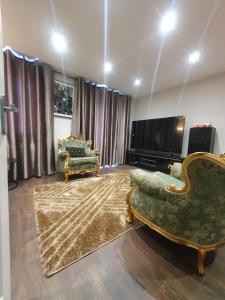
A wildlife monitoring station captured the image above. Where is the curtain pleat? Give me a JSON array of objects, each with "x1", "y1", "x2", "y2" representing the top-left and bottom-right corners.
[
  {"x1": 94, "y1": 87, "x2": 105, "y2": 164},
  {"x1": 71, "y1": 78, "x2": 132, "y2": 166},
  {"x1": 41, "y1": 64, "x2": 55, "y2": 175},
  {"x1": 4, "y1": 50, "x2": 55, "y2": 180}
]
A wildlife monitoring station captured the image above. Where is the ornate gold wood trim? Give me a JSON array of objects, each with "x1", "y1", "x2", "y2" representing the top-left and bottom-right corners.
[
  {"x1": 64, "y1": 165, "x2": 99, "y2": 183},
  {"x1": 126, "y1": 186, "x2": 225, "y2": 275},
  {"x1": 131, "y1": 206, "x2": 225, "y2": 251},
  {"x1": 126, "y1": 185, "x2": 136, "y2": 224},
  {"x1": 168, "y1": 164, "x2": 173, "y2": 175},
  {"x1": 219, "y1": 152, "x2": 225, "y2": 160},
  {"x1": 166, "y1": 152, "x2": 225, "y2": 194}
]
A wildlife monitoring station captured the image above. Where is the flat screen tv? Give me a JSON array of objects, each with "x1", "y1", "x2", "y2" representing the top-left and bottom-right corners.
[{"x1": 131, "y1": 116, "x2": 185, "y2": 154}]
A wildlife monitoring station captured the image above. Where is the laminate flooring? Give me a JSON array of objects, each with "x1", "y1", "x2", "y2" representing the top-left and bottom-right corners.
[{"x1": 9, "y1": 165, "x2": 225, "y2": 299}]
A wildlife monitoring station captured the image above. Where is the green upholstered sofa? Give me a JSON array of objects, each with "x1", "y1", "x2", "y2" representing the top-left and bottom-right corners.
[
  {"x1": 127, "y1": 152, "x2": 225, "y2": 275},
  {"x1": 56, "y1": 136, "x2": 100, "y2": 182}
]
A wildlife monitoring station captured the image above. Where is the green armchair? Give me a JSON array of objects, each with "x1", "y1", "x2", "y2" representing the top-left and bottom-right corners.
[
  {"x1": 56, "y1": 136, "x2": 100, "y2": 182},
  {"x1": 127, "y1": 152, "x2": 225, "y2": 275}
]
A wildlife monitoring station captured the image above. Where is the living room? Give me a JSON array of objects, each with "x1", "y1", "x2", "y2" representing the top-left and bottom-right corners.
[{"x1": 1, "y1": 1, "x2": 225, "y2": 300}]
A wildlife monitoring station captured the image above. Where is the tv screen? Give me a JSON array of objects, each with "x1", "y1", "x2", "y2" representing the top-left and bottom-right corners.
[{"x1": 131, "y1": 116, "x2": 185, "y2": 154}]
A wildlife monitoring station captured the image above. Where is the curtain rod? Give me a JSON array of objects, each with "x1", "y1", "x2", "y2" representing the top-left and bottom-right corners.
[
  {"x1": 3, "y1": 46, "x2": 39, "y2": 62},
  {"x1": 4, "y1": 46, "x2": 131, "y2": 98}
]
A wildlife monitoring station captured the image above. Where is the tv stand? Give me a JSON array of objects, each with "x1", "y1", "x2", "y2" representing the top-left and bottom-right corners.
[{"x1": 126, "y1": 150, "x2": 183, "y2": 173}]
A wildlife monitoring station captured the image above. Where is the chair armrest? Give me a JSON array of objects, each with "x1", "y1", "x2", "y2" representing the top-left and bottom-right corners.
[
  {"x1": 169, "y1": 162, "x2": 182, "y2": 180},
  {"x1": 58, "y1": 150, "x2": 70, "y2": 160},
  {"x1": 56, "y1": 151, "x2": 69, "y2": 173},
  {"x1": 130, "y1": 169, "x2": 167, "y2": 199},
  {"x1": 94, "y1": 150, "x2": 100, "y2": 157},
  {"x1": 85, "y1": 149, "x2": 100, "y2": 157}
]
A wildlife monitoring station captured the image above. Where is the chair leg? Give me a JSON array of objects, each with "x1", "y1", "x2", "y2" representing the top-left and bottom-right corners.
[
  {"x1": 96, "y1": 161, "x2": 100, "y2": 176},
  {"x1": 197, "y1": 249, "x2": 206, "y2": 275},
  {"x1": 126, "y1": 203, "x2": 134, "y2": 224},
  {"x1": 126, "y1": 187, "x2": 134, "y2": 224},
  {"x1": 64, "y1": 172, "x2": 69, "y2": 183}
]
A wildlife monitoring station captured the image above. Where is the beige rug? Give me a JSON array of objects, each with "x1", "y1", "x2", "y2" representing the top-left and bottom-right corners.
[{"x1": 34, "y1": 171, "x2": 139, "y2": 277}]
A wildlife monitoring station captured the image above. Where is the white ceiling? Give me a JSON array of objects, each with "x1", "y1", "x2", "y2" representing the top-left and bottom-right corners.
[{"x1": 2, "y1": 0, "x2": 225, "y2": 97}]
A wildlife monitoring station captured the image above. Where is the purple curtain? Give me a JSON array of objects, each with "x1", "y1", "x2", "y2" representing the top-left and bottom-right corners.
[
  {"x1": 4, "y1": 49, "x2": 55, "y2": 180},
  {"x1": 72, "y1": 78, "x2": 131, "y2": 166}
]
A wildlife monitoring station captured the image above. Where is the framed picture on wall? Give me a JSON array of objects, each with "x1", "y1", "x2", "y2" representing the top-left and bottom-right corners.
[{"x1": 54, "y1": 80, "x2": 74, "y2": 118}]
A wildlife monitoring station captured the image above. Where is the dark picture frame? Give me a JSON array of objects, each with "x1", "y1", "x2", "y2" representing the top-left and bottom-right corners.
[{"x1": 54, "y1": 80, "x2": 74, "y2": 118}]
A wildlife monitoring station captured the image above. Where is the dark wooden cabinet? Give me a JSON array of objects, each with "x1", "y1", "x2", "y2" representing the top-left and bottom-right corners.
[
  {"x1": 126, "y1": 150, "x2": 182, "y2": 173},
  {"x1": 188, "y1": 127, "x2": 216, "y2": 154}
]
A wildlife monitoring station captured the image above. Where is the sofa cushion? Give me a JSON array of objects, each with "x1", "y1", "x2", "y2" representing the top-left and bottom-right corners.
[
  {"x1": 69, "y1": 156, "x2": 97, "y2": 167},
  {"x1": 69, "y1": 163, "x2": 97, "y2": 171},
  {"x1": 66, "y1": 147, "x2": 86, "y2": 157},
  {"x1": 130, "y1": 169, "x2": 184, "y2": 198},
  {"x1": 154, "y1": 171, "x2": 184, "y2": 188}
]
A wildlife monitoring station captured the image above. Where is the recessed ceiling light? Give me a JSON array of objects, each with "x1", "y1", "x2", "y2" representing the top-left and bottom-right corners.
[
  {"x1": 52, "y1": 32, "x2": 66, "y2": 52},
  {"x1": 134, "y1": 79, "x2": 141, "y2": 86},
  {"x1": 104, "y1": 62, "x2": 112, "y2": 73},
  {"x1": 188, "y1": 51, "x2": 200, "y2": 64},
  {"x1": 160, "y1": 10, "x2": 177, "y2": 34}
]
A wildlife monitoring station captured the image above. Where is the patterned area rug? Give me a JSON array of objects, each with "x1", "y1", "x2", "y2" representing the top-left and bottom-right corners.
[{"x1": 34, "y1": 171, "x2": 139, "y2": 277}]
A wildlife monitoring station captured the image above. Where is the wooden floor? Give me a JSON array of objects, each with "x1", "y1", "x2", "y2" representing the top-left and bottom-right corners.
[{"x1": 9, "y1": 165, "x2": 225, "y2": 300}]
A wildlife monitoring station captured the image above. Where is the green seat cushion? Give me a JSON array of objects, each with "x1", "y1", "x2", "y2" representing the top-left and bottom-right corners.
[
  {"x1": 66, "y1": 147, "x2": 86, "y2": 157},
  {"x1": 69, "y1": 163, "x2": 96, "y2": 171},
  {"x1": 69, "y1": 156, "x2": 97, "y2": 167},
  {"x1": 131, "y1": 169, "x2": 183, "y2": 198},
  {"x1": 154, "y1": 171, "x2": 184, "y2": 188}
]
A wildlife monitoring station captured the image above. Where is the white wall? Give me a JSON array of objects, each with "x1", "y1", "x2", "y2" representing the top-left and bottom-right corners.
[
  {"x1": 53, "y1": 72, "x2": 75, "y2": 157},
  {"x1": 54, "y1": 116, "x2": 72, "y2": 155},
  {"x1": 131, "y1": 72, "x2": 225, "y2": 156}
]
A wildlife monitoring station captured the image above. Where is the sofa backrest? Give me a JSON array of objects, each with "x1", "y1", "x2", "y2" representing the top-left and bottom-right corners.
[
  {"x1": 181, "y1": 153, "x2": 225, "y2": 196},
  {"x1": 167, "y1": 152, "x2": 225, "y2": 246},
  {"x1": 57, "y1": 136, "x2": 92, "y2": 151}
]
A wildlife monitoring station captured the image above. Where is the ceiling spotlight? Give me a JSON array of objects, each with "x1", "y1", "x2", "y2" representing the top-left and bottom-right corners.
[
  {"x1": 160, "y1": 10, "x2": 177, "y2": 34},
  {"x1": 104, "y1": 62, "x2": 112, "y2": 73},
  {"x1": 52, "y1": 32, "x2": 66, "y2": 52},
  {"x1": 134, "y1": 79, "x2": 141, "y2": 86},
  {"x1": 188, "y1": 51, "x2": 200, "y2": 64}
]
